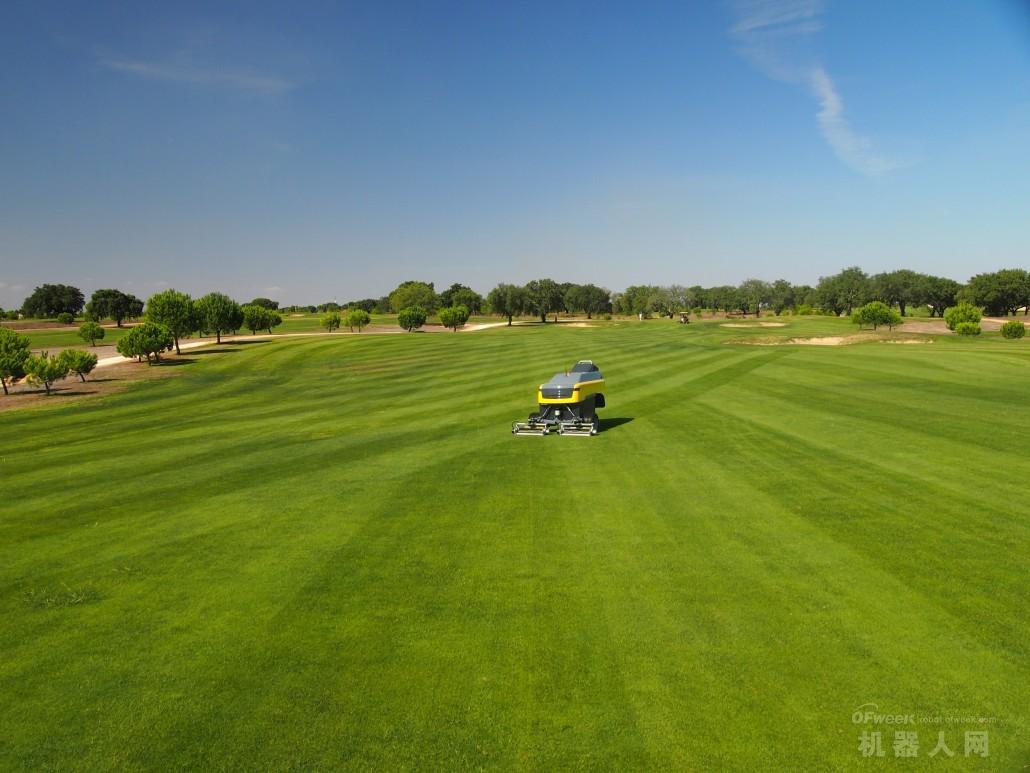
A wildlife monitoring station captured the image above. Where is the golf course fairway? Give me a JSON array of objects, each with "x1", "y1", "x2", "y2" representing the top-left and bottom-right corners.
[{"x1": 1, "y1": 318, "x2": 1027, "y2": 769}]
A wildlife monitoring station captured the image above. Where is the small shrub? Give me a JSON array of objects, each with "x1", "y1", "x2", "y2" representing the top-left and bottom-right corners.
[
  {"x1": 1001, "y1": 320, "x2": 1026, "y2": 339},
  {"x1": 24, "y1": 351, "x2": 69, "y2": 394},
  {"x1": 58, "y1": 349, "x2": 98, "y2": 382},
  {"x1": 397, "y1": 306, "x2": 428, "y2": 332},
  {"x1": 852, "y1": 301, "x2": 903, "y2": 331},
  {"x1": 955, "y1": 321, "x2": 981, "y2": 337},
  {"x1": 79, "y1": 321, "x2": 105, "y2": 346},
  {"x1": 56, "y1": 312, "x2": 75, "y2": 325},
  {"x1": 944, "y1": 302, "x2": 982, "y2": 331},
  {"x1": 603, "y1": 313, "x2": 612, "y2": 321},
  {"x1": 320, "y1": 312, "x2": 341, "y2": 332}
]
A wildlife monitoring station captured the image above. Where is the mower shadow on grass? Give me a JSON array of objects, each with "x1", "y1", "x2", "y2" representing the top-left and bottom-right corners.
[{"x1": 599, "y1": 416, "x2": 633, "y2": 432}]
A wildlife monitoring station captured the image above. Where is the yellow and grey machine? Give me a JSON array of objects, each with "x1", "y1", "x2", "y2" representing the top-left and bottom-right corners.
[{"x1": 512, "y1": 361, "x2": 606, "y2": 436}]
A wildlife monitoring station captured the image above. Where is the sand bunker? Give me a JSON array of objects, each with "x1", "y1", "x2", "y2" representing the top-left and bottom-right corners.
[{"x1": 720, "y1": 322, "x2": 787, "y2": 328}]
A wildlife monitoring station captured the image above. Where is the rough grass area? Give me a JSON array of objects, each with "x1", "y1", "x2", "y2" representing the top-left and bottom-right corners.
[{"x1": 0, "y1": 318, "x2": 1027, "y2": 769}]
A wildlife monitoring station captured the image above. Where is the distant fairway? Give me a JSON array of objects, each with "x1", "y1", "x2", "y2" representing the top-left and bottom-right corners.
[{"x1": 1, "y1": 318, "x2": 1027, "y2": 769}]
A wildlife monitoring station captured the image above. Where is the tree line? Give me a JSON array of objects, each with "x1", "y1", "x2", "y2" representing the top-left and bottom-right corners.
[
  {"x1": 6, "y1": 269, "x2": 1029, "y2": 331},
  {"x1": 313, "y1": 270, "x2": 1030, "y2": 324}
]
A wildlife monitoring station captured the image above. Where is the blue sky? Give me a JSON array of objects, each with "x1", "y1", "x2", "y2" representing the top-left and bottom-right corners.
[{"x1": 1, "y1": 1, "x2": 1029, "y2": 307}]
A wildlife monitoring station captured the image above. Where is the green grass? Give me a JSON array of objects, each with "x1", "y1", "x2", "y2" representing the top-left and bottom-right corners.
[
  {"x1": 1, "y1": 318, "x2": 1027, "y2": 769},
  {"x1": 16, "y1": 325, "x2": 130, "y2": 349}
]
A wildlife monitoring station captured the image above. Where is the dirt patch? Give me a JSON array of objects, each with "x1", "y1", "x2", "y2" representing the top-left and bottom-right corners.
[
  {"x1": 894, "y1": 319, "x2": 951, "y2": 335},
  {"x1": 881, "y1": 339, "x2": 933, "y2": 345},
  {"x1": 982, "y1": 317, "x2": 1030, "y2": 331},
  {"x1": 0, "y1": 358, "x2": 188, "y2": 413}
]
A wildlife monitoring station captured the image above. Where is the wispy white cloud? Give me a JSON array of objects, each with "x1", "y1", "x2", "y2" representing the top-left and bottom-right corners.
[
  {"x1": 729, "y1": 0, "x2": 901, "y2": 176},
  {"x1": 731, "y1": 0, "x2": 822, "y2": 36},
  {"x1": 809, "y1": 67, "x2": 899, "y2": 176},
  {"x1": 100, "y1": 56, "x2": 293, "y2": 96},
  {"x1": 264, "y1": 286, "x2": 283, "y2": 293}
]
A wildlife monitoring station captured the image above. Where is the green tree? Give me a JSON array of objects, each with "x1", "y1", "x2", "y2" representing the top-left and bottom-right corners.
[
  {"x1": 345, "y1": 309, "x2": 371, "y2": 332},
  {"x1": 816, "y1": 267, "x2": 870, "y2": 316},
  {"x1": 196, "y1": 292, "x2": 241, "y2": 344},
  {"x1": 563, "y1": 284, "x2": 610, "y2": 319},
  {"x1": 944, "y1": 302, "x2": 982, "y2": 331},
  {"x1": 236, "y1": 305, "x2": 278, "y2": 335},
  {"x1": 397, "y1": 306, "x2": 427, "y2": 332},
  {"x1": 915, "y1": 275, "x2": 961, "y2": 317},
  {"x1": 707, "y1": 285, "x2": 742, "y2": 313},
  {"x1": 852, "y1": 301, "x2": 903, "y2": 330},
  {"x1": 438, "y1": 284, "x2": 483, "y2": 313},
  {"x1": 145, "y1": 289, "x2": 195, "y2": 355},
  {"x1": 738, "y1": 279, "x2": 771, "y2": 317},
  {"x1": 58, "y1": 349, "x2": 99, "y2": 382},
  {"x1": 321, "y1": 312, "x2": 342, "y2": 332},
  {"x1": 0, "y1": 327, "x2": 31, "y2": 395},
  {"x1": 21, "y1": 284, "x2": 84, "y2": 317},
  {"x1": 24, "y1": 351, "x2": 69, "y2": 395},
  {"x1": 1001, "y1": 320, "x2": 1026, "y2": 339},
  {"x1": 525, "y1": 279, "x2": 564, "y2": 322},
  {"x1": 345, "y1": 298, "x2": 378, "y2": 313},
  {"x1": 964, "y1": 269, "x2": 1030, "y2": 316},
  {"x1": 86, "y1": 289, "x2": 144, "y2": 326},
  {"x1": 872, "y1": 269, "x2": 921, "y2": 316},
  {"x1": 249, "y1": 297, "x2": 279, "y2": 310},
  {"x1": 438, "y1": 305, "x2": 470, "y2": 331},
  {"x1": 486, "y1": 283, "x2": 528, "y2": 325},
  {"x1": 78, "y1": 321, "x2": 105, "y2": 346},
  {"x1": 767, "y1": 280, "x2": 795, "y2": 315},
  {"x1": 389, "y1": 281, "x2": 438, "y2": 313},
  {"x1": 116, "y1": 322, "x2": 174, "y2": 364}
]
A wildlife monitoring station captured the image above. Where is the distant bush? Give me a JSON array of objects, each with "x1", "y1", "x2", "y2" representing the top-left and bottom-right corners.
[
  {"x1": 603, "y1": 313, "x2": 612, "y2": 321},
  {"x1": 24, "y1": 351, "x2": 69, "y2": 395},
  {"x1": 0, "y1": 327, "x2": 31, "y2": 395},
  {"x1": 117, "y1": 322, "x2": 174, "y2": 364},
  {"x1": 438, "y1": 305, "x2": 470, "y2": 332},
  {"x1": 398, "y1": 306, "x2": 427, "y2": 332},
  {"x1": 345, "y1": 309, "x2": 371, "y2": 332},
  {"x1": 79, "y1": 321, "x2": 105, "y2": 346},
  {"x1": 56, "y1": 312, "x2": 75, "y2": 325},
  {"x1": 944, "y1": 302, "x2": 981, "y2": 331},
  {"x1": 320, "y1": 312, "x2": 341, "y2": 333},
  {"x1": 1001, "y1": 320, "x2": 1026, "y2": 339},
  {"x1": 852, "y1": 301, "x2": 902, "y2": 331},
  {"x1": 955, "y1": 322, "x2": 981, "y2": 337},
  {"x1": 58, "y1": 349, "x2": 98, "y2": 382}
]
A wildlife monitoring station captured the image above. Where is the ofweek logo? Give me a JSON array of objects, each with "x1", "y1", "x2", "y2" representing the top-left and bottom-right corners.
[
  {"x1": 849, "y1": 704, "x2": 996, "y2": 760},
  {"x1": 852, "y1": 704, "x2": 914, "y2": 725}
]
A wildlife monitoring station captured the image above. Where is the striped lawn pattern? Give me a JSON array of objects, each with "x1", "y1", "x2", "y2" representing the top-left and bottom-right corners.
[{"x1": 1, "y1": 318, "x2": 1027, "y2": 769}]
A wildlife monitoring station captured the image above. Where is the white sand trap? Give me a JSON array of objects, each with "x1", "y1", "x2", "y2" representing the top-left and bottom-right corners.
[
  {"x1": 788, "y1": 336, "x2": 848, "y2": 346},
  {"x1": 882, "y1": 339, "x2": 933, "y2": 344},
  {"x1": 720, "y1": 322, "x2": 787, "y2": 328}
]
